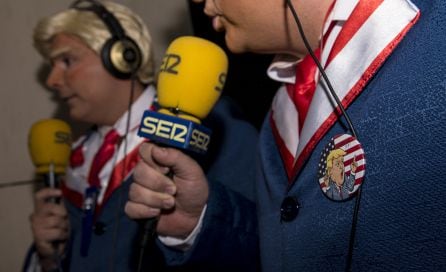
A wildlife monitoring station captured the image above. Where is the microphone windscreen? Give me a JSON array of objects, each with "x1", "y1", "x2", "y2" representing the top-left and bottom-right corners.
[
  {"x1": 157, "y1": 36, "x2": 228, "y2": 123},
  {"x1": 28, "y1": 119, "x2": 72, "y2": 175}
]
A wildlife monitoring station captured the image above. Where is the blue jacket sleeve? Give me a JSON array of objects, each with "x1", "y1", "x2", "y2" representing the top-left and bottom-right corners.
[
  {"x1": 159, "y1": 181, "x2": 259, "y2": 272},
  {"x1": 157, "y1": 96, "x2": 260, "y2": 271}
]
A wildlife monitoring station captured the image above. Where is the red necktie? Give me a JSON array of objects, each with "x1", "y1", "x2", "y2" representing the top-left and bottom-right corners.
[
  {"x1": 88, "y1": 129, "x2": 121, "y2": 188},
  {"x1": 286, "y1": 48, "x2": 320, "y2": 133},
  {"x1": 70, "y1": 144, "x2": 85, "y2": 168}
]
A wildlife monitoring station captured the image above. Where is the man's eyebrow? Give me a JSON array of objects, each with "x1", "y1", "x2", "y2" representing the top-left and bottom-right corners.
[{"x1": 49, "y1": 46, "x2": 71, "y2": 59}]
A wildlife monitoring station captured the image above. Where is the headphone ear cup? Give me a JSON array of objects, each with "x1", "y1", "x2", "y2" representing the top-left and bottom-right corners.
[{"x1": 101, "y1": 36, "x2": 142, "y2": 79}]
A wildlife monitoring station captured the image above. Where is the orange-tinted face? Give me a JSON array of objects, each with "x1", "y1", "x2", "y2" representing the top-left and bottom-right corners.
[
  {"x1": 46, "y1": 33, "x2": 131, "y2": 125},
  {"x1": 330, "y1": 156, "x2": 345, "y2": 186},
  {"x1": 202, "y1": 0, "x2": 291, "y2": 54},
  {"x1": 194, "y1": 0, "x2": 332, "y2": 57}
]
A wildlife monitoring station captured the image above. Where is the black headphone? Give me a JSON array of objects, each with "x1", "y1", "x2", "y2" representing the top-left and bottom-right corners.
[{"x1": 70, "y1": 0, "x2": 142, "y2": 79}]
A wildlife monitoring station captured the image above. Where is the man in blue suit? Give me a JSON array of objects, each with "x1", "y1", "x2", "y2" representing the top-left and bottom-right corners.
[{"x1": 126, "y1": 0, "x2": 446, "y2": 271}]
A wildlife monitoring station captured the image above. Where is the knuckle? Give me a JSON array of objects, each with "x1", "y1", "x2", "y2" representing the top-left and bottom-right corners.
[
  {"x1": 128, "y1": 183, "x2": 143, "y2": 202},
  {"x1": 128, "y1": 184, "x2": 138, "y2": 201},
  {"x1": 132, "y1": 163, "x2": 144, "y2": 182}
]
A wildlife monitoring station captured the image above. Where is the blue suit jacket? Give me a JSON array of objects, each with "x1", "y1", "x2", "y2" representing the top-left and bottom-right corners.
[
  {"x1": 161, "y1": 1, "x2": 446, "y2": 271},
  {"x1": 23, "y1": 96, "x2": 259, "y2": 271}
]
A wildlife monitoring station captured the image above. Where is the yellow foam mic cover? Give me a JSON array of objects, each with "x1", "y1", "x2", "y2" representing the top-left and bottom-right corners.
[
  {"x1": 28, "y1": 119, "x2": 72, "y2": 175},
  {"x1": 157, "y1": 36, "x2": 228, "y2": 123}
]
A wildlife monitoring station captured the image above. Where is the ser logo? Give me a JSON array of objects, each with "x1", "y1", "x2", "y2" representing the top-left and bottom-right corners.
[
  {"x1": 140, "y1": 116, "x2": 188, "y2": 143},
  {"x1": 140, "y1": 115, "x2": 211, "y2": 152},
  {"x1": 54, "y1": 131, "x2": 71, "y2": 146},
  {"x1": 160, "y1": 53, "x2": 181, "y2": 75},
  {"x1": 190, "y1": 129, "x2": 210, "y2": 151},
  {"x1": 215, "y1": 72, "x2": 226, "y2": 93}
]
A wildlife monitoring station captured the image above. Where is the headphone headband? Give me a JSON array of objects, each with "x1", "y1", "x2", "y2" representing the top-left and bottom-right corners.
[
  {"x1": 70, "y1": 0, "x2": 125, "y2": 40},
  {"x1": 69, "y1": 0, "x2": 142, "y2": 79}
]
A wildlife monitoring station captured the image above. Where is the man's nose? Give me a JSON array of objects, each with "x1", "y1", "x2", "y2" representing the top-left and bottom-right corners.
[{"x1": 46, "y1": 66, "x2": 64, "y2": 91}]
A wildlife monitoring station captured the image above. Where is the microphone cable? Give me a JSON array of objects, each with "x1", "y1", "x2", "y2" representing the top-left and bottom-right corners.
[
  {"x1": 108, "y1": 72, "x2": 137, "y2": 272},
  {"x1": 132, "y1": 77, "x2": 159, "y2": 272},
  {"x1": 284, "y1": 1, "x2": 363, "y2": 271}
]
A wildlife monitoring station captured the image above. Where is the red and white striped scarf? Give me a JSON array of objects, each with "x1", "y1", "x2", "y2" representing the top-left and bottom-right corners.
[{"x1": 269, "y1": 0, "x2": 420, "y2": 181}]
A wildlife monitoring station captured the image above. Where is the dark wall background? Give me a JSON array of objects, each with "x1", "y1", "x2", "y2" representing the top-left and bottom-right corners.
[{"x1": 187, "y1": 1, "x2": 279, "y2": 130}]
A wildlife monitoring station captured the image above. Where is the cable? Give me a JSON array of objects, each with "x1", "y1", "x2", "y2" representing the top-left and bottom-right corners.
[
  {"x1": 284, "y1": 1, "x2": 363, "y2": 271},
  {"x1": 345, "y1": 186, "x2": 362, "y2": 271},
  {"x1": 285, "y1": 0, "x2": 357, "y2": 139},
  {"x1": 108, "y1": 72, "x2": 137, "y2": 272}
]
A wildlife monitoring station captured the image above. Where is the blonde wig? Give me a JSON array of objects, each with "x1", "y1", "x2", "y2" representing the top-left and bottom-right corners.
[{"x1": 33, "y1": 1, "x2": 154, "y2": 84}]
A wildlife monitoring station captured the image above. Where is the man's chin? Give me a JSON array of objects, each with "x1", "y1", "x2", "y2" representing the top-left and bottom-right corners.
[
  {"x1": 68, "y1": 110, "x2": 86, "y2": 123},
  {"x1": 224, "y1": 35, "x2": 246, "y2": 54}
]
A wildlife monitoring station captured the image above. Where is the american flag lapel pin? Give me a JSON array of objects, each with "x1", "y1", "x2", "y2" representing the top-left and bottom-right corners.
[{"x1": 317, "y1": 134, "x2": 366, "y2": 201}]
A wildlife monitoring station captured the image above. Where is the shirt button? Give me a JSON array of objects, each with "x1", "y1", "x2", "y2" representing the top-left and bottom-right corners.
[
  {"x1": 93, "y1": 221, "x2": 106, "y2": 235},
  {"x1": 280, "y1": 196, "x2": 299, "y2": 222}
]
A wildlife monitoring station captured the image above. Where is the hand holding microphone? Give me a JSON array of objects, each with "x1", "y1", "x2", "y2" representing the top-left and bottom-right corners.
[
  {"x1": 28, "y1": 119, "x2": 71, "y2": 270},
  {"x1": 125, "y1": 36, "x2": 228, "y2": 239}
]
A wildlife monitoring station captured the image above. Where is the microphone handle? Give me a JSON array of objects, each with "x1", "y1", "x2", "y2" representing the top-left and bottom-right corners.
[
  {"x1": 141, "y1": 217, "x2": 158, "y2": 246},
  {"x1": 43, "y1": 163, "x2": 61, "y2": 204},
  {"x1": 137, "y1": 217, "x2": 158, "y2": 272},
  {"x1": 136, "y1": 169, "x2": 173, "y2": 272},
  {"x1": 42, "y1": 164, "x2": 64, "y2": 270}
]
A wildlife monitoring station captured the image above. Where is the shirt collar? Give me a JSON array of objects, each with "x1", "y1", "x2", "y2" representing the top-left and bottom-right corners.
[
  {"x1": 266, "y1": 54, "x2": 300, "y2": 84},
  {"x1": 330, "y1": 0, "x2": 358, "y2": 22},
  {"x1": 266, "y1": 0, "x2": 359, "y2": 85}
]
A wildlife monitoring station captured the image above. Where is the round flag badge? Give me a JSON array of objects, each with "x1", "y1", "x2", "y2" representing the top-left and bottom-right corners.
[{"x1": 317, "y1": 134, "x2": 366, "y2": 201}]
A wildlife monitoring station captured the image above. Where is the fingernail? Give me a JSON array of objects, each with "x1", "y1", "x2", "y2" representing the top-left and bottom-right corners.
[
  {"x1": 163, "y1": 197, "x2": 174, "y2": 209},
  {"x1": 165, "y1": 186, "x2": 176, "y2": 195},
  {"x1": 157, "y1": 146, "x2": 167, "y2": 153}
]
